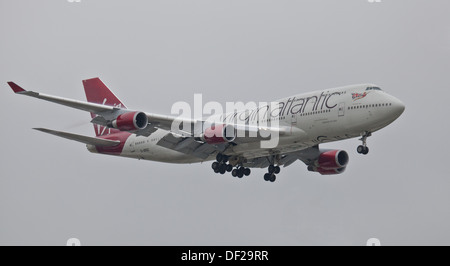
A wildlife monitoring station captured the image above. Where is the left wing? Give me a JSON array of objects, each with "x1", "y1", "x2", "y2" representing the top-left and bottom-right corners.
[
  {"x1": 7, "y1": 81, "x2": 192, "y2": 136},
  {"x1": 8, "y1": 82, "x2": 116, "y2": 115}
]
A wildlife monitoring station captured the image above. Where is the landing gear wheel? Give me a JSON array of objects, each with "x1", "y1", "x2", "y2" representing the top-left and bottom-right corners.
[
  {"x1": 270, "y1": 175, "x2": 276, "y2": 182},
  {"x1": 357, "y1": 145, "x2": 369, "y2": 155},
  {"x1": 264, "y1": 173, "x2": 271, "y2": 181},
  {"x1": 244, "y1": 168, "x2": 251, "y2": 176},
  {"x1": 219, "y1": 164, "x2": 227, "y2": 174},
  {"x1": 274, "y1": 166, "x2": 281, "y2": 174},
  {"x1": 232, "y1": 169, "x2": 238, "y2": 177},
  {"x1": 238, "y1": 168, "x2": 245, "y2": 177},
  {"x1": 216, "y1": 153, "x2": 223, "y2": 162},
  {"x1": 268, "y1": 165, "x2": 275, "y2": 173},
  {"x1": 211, "y1": 162, "x2": 219, "y2": 170},
  {"x1": 214, "y1": 168, "x2": 220, "y2": 173},
  {"x1": 226, "y1": 164, "x2": 233, "y2": 172},
  {"x1": 362, "y1": 146, "x2": 369, "y2": 155},
  {"x1": 357, "y1": 131, "x2": 371, "y2": 155},
  {"x1": 357, "y1": 145, "x2": 365, "y2": 154},
  {"x1": 237, "y1": 172, "x2": 244, "y2": 178}
]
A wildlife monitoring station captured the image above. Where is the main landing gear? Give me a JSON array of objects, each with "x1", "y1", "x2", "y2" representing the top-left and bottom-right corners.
[
  {"x1": 211, "y1": 161, "x2": 232, "y2": 174},
  {"x1": 231, "y1": 167, "x2": 251, "y2": 178},
  {"x1": 212, "y1": 153, "x2": 281, "y2": 183},
  {"x1": 263, "y1": 165, "x2": 280, "y2": 183},
  {"x1": 357, "y1": 131, "x2": 371, "y2": 155},
  {"x1": 211, "y1": 153, "x2": 251, "y2": 178}
]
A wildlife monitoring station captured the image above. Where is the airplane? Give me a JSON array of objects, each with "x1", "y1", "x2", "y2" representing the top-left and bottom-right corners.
[{"x1": 7, "y1": 78, "x2": 405, "y2": 182}]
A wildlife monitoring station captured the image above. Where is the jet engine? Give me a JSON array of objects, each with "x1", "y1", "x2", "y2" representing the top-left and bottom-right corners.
[
  {"x1": 107, "y1": 111, "x2": 148, "y2": 131},
  {"x1": 200, "y1": 124, "x2": 236, "y2": 144},
  {"x1": 308, "y1": 150, "x2": 349, "y2": 175}
]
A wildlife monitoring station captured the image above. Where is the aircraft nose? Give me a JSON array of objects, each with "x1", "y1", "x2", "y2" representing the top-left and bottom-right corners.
[{"x1": 391, "y1": 96, "x2": 406, "y2": 119}]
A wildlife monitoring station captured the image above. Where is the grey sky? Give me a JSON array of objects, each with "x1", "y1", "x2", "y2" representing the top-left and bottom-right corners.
[{"x1": 1, "y1": 0, "x2": 449, "y2": 245}]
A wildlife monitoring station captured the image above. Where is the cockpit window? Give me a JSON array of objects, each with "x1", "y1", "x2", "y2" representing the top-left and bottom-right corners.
[{"x1": 366, "y1": 87, "x2": 382, "y2": 91}]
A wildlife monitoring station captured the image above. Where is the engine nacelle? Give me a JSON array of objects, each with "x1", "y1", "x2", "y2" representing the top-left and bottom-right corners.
[
  {"x1": 317, "y1": 150, "x2": 349, "y2": 169},
  {"x1": 107, "y1": 111, "x2": 148, "y2": 131},
  {"x1": 307, "y1": 150, "x2": 349, "y2": 175},
  {"x1": 308, "y1": 165, "x2": 347, "y2": 175},
  {"x1": 200, "y1": 124, "x2": 236, "y2": 144}
]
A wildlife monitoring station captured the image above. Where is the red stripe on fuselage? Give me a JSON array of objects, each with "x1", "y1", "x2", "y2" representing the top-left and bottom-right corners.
[{"x1": 96, "y1": 131, "x2": 132, "y2": 155}]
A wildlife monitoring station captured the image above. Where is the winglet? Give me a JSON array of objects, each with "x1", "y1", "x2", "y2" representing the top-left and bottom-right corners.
[{"x1": 7, "y1": 82, "x2": 26, "y2": 93}]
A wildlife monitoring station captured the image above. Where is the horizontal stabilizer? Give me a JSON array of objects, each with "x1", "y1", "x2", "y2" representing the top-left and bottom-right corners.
[{"x1": 33, "y1": 128, "x2": 120, "y2": 147}]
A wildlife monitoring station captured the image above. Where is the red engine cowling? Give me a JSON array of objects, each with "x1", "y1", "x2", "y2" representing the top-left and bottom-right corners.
[
  {"x1": 108, "y1": 111, "x2": 148, "y2": 131},
  {"x1": 308, "y1": 150, "x2": 349, "y2": 175},
  {"x1": 315, "y1": 167, "x2": 346, "y2": 175},
  {"x1": 200, "y1": 124, "x2": 236, "y2": 144}
]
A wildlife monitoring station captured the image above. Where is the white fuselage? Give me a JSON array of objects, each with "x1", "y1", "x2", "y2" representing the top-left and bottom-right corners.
[{"x1": 102, "y1": 84, "x2": 405, "y2": 164}]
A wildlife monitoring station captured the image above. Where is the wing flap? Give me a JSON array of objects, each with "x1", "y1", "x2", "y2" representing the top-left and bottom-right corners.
[{"x1": 156, "y1": 134, "x2": 219, "y2": 159}]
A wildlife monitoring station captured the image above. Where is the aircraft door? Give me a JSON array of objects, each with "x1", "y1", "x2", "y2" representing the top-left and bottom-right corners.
[
  {"x1": 291, "y1": 114, "x2": 297, "y2": 127},
  {"x1": 338, "y1": 102, "x2": 345, "y2": 117}
]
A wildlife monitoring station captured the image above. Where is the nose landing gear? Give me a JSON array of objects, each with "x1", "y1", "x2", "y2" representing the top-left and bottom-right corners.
[{"x1": 357, "y1": 131, "x2": 371, "y2": 155}]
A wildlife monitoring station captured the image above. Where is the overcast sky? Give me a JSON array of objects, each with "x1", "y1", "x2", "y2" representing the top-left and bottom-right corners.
[{"x1": 1, "y1": 0, "x2": 450, "y2": 245}]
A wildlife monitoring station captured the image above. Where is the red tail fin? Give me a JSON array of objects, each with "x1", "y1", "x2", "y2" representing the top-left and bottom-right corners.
[{"x1": 83, "y1": 78, "x2": 127, "y2": 136}]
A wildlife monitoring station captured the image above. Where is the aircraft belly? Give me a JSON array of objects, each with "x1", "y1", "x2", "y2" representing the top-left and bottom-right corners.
[{"x1": 119, "y1": 134, "x2": 204, "y2": 164}]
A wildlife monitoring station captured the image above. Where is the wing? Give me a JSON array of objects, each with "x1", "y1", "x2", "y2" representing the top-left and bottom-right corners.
[
  {"x1": 8, "y1": 82, "x2": 115, "y2": 114},
  {"x1": 156, "y1": 134, "x2": 223, "y2": 160},
  {"x1": 241, "y1": 146, "x2": 320, "y2": 169},
  {"x1": 33, "y1": 128, "x2": 120, "y2": 147},
  {"x1": 7, "y1": 81, "x2": 193, "y2": 136},
  {"x1": 241, "y1": 146, "x2": 349, "y2": 176}
]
